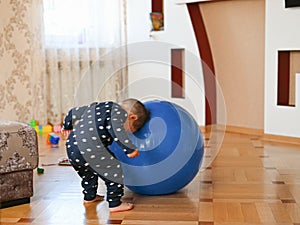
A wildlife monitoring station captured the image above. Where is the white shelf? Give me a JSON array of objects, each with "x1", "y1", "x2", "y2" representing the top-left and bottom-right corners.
[{"x1": 149, "y1": 30, "x2": 165, "y2": 40}]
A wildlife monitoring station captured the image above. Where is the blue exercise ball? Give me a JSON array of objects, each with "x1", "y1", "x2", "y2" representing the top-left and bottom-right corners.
[{"x1": 109, "y1": 100, "x2": 204, "y2": 195}]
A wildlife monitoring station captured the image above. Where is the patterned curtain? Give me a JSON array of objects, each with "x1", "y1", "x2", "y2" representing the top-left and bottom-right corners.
[
  {"x1": 43, "y1": 0, "x2": 128, "y2": 125},
  {"x1": 0, "y1": 0, "x2": 127, "y2": 125},
  {"x1": 0, "y1": 0, "x2": 47, "y2": 124}
]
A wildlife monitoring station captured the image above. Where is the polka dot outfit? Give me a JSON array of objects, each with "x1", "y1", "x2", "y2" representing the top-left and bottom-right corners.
[{"x1": 63, "y1": 102, "x2": 136, "y2": 208}]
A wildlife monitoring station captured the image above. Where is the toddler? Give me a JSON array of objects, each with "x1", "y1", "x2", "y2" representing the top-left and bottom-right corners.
[{"x1": 61, "y1": 98, "x2": 150, "y2": 212}]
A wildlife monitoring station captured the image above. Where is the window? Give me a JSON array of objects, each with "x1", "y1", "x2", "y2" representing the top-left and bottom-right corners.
[{"x1": 43, "y1": 0, "x2": 121, "y2": 48}]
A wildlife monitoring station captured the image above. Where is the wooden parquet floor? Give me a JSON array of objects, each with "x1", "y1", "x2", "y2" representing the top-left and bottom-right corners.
[{"x1": 1, "y1": 131, "x2": 300, "y2": 225}]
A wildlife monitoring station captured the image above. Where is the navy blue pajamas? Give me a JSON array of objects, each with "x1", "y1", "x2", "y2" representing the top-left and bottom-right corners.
[
  {"x1": 63, "y1": 101, "x2": 136, "y2": 208},
  {"x1": 67, "y1": 132, "x2": 124, "y2": 207}
]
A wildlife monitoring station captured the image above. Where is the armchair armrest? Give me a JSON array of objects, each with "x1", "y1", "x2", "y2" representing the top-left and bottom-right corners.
[{"x1": 0, "y1": 120, "x2": 38, "y2": 174}]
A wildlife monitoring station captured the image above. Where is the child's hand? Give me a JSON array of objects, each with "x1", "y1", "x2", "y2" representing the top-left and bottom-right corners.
[
  {"x1": 61, "y1": 128, "x2": 71, "y2": 137},
  {"x1": 127, "y1": 149, "x2": 140, "y2": 158}
]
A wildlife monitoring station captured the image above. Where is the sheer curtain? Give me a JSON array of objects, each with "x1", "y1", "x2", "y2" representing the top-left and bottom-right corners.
[{"x1": 43, "y1": 0, "x2": 128, "y2": 125}]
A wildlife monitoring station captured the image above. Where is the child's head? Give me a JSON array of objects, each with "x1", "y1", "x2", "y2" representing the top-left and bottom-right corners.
[{"x1": 121, "y1": 98, "x2": 150, "y2": 133}]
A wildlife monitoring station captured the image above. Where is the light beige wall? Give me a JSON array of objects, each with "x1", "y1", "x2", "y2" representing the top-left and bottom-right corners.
[
  {"x1": 199, "y1": 0, "x2": 265, "y2": 129},
  {"x1": 289, "y1": 51, "x2": 300, "y2": 106},
  {"x1": 0, "y1": 0, "x2": 46, "y2": 123}
]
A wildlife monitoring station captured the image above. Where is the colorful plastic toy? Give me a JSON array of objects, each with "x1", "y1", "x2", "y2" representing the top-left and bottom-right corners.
[
  {"x1": 42, "y1": 125, "x2": 53, "y2": 133},
  {"x1": 47, "y1": 132, "x2": 60, "y2": 145},
  {"x1": 37, "y1": 167, "x2": 44, "y2": 174},
  {"x1": 29, "y1": 120, "x2": 38, "y2": 128},
  {"x1": 53, "y1": 125, "x2": 62, "y2": 133},
  {"x1": 32, "y1": 123, "x2": 53, "y2": 134}
]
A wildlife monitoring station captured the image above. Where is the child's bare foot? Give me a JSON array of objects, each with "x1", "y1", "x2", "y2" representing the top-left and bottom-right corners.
[
  {"x1": 83, "y1": 195, "x2": 104, "y2": 204},
  {"x1": 110, "y1": 202, "x2": 134, "y2": 213}
]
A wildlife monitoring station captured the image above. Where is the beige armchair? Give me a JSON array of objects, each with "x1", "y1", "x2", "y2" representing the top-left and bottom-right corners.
[{"x1": 0, "y1": 120, "x2": 38, "y2": 208}]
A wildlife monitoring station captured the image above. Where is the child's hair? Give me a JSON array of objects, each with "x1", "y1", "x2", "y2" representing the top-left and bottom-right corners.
[{"x1": 122, "y1": 98, "x2": 150, "y2": 130}]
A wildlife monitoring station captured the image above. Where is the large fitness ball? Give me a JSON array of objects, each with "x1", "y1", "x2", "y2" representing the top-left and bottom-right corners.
[{"x1": 109, "y1": 100, "x2": 204, "y2": 195}]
